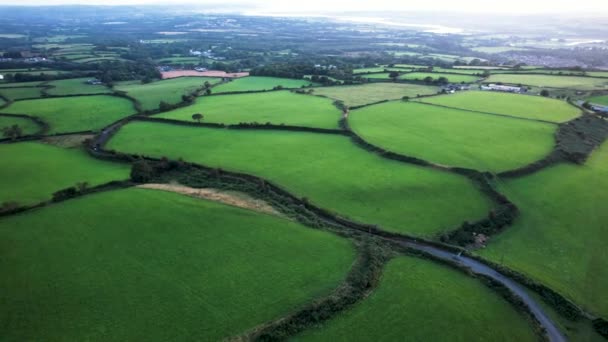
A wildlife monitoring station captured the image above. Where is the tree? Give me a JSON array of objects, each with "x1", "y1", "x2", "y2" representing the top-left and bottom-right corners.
[
  {"x1": 540, "y1": 89, "x2": 550, "y2": 97},
  {"x1": 205, "y1": 88, "x2": 212, "y2": 95},
  {"x1": 204, "y1": 81, "x2": 211, "y2": 88},
  {"x1": 436, "y1": 77, "x2": 449, "y2": 85},
  {"x1": 192, "y1": 113, "x2": 204, "y2": 123},
  {"x1": 2, "y1": 125, "x2": 23, "y2": 141},
  {"x1": 388, "y1": 71, "x2": 400, "y2": 81},
  {"x1": 423, "y1": 76, "x2": 434, "y2": 84},
  {"x1": 130, "y1": 159, "x2": 155, "y2": 183}
]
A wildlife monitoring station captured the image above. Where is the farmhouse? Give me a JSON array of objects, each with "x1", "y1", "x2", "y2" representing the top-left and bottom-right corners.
[
  {"x1": 442, "y1": 84, "x2": 470, "y2": 93},
  {"x1": 86, "y1": 78, "x2": 103, "y2": 85},
  {"x1": 0, "y1": 74, "x2": 4, "y2": 80},
  {"x1": 481, "y1": 84, "x2": 525, "y2": 93}
]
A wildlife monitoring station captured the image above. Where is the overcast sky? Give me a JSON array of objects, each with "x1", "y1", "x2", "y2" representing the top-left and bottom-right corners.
[{"x1": 0, "y1": 0, "x2": 606, "y2": 14}]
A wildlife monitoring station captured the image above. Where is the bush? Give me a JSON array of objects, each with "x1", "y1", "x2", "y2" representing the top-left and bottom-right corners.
[
  {"x1": 593, "y1": 318, "x2": 608, "y2": 338},
  {"x1": 130, "y1": 159, "x2": 155, "y2": 183}
]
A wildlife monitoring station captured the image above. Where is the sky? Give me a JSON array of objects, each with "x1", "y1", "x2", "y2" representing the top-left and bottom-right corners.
[{"x1": 0, "y1": 0, "x2": 606, "y2": 14}]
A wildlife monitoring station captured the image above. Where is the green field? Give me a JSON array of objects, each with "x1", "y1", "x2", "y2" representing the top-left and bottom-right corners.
[
  {"x1": 587, "y1": 94, "x2": 608, "y2": 106},
  {"x1": 399, "y1": 72, "x2": 480, "y2": 83},
  {"x1": 155, "y1": 56, "x2": 203, "y2": 64},
  {"x1": 472, "y1": 46, "x2": 530, "y2": 53},
  {"x1": 158, "y1": 90, "x2": 340, "y2": 128},
  {"x1": 353, "y1": 67, "x2": 407, "y2": 74},
  {"x1": 0, "y1": 87, "x2": 43, "y2": 100},
  {"x1": 0, "y1": 142, "x2": 129, "y2": 205},
  {"x1": 115, "y1": 77, "x2": 220, "y2": 111},
  {"x1": 0, "y1": 81, "x2": 45, "y2": 88},
  {"x1": 361, "y1": 73, "x2": 392, "y2": 79},
  {"x1": 350, "y1": 101, "x2": 556, "y2": 172},
  {"x1": 0, "y1": 115, "x2": 40, "y2": 135},
  {"x1": 296, "y1": 256, "x2": 537, "y2": 342},
  {"x1": 0, "y1": 95, "x2": 136, "y2": 133},
  {"x1": 212, "y1": 77, "x2": 316, "y2": 93},
  {"x1": 107, "y1": 122, "x2": 491, "y2": 236},
  {"x1": 428, "y1": 67, "x2": 488, "y2": 75},
  {"x1": 0, "y1": 188, "x2": 355, "y2": 341},
  {"x1": 586, "y1": 71, "x2": 608, "y2": 78},
  {"x1": 418, "y1": 91, "x2": 580, "y2": 122},
  {"x1": 480, "y1": 143, "x2": 608, "y2": 317},
  {"x1": 485, "y1": 74, "x2": 608, "y2": 90},
  {"x1": 46, "y1": 78, "x2": 111, "y2": 96},
  {"x1": 312, "y1": 83, "x2": 439, "y2": 107}
]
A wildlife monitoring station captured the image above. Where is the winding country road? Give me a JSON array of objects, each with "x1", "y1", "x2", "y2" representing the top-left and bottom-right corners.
[{"x1": 402, "y1": 241, "x2": 566, "y2": 342}]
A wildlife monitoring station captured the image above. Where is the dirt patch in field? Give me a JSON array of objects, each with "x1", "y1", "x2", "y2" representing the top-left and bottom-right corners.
[
  {"x1": 161, "y1": 70, "x2": 249, "y2": 79},
  {"x1": 137, "y1": 183, "x2": 283, "y2": 217},
  {"x1": 41, "y1": 134, "x2": 94, "y2": 148}
]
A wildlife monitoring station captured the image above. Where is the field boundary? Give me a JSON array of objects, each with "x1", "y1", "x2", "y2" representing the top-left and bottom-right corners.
[{"x1": 413, "y1": 100, "x2": 561, "y2": 125}]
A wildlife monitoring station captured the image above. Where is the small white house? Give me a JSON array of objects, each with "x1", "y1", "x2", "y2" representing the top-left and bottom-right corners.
[{"x1": 0, "y1": 74, "x2": 4, "y2": 80}]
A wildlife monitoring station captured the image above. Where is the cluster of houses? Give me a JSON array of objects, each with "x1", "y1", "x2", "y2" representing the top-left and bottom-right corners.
[
  {"x1": 480, "y1": 84, "x2": 526, "y2": 93},
  {"x1": 189, "y1": 49, "x2": 225, "y2": 60},
  {"x1": 86, "y1": 79, "x2": 103, "y2": 85},
  {"x1": 441, "y1": 84, "x2": 471, "y2": 93}
]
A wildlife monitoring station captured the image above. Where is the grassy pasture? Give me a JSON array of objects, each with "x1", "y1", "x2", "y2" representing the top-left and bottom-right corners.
[
  {"x1": 158, "y1": 91, "x2": 340, "y2": 128},
  {"x1": 0, "y1": 95, "x2": 135, "y2": 133},
  {"x1": 107, "y1": 122, "x2": 491, "y2": 236},
  {"x1": 586, "y1": 71, "x2": 608, "y2": 78},
  {"x1": 587, "y1": 94, "x2": 608, "y2": 105},
  {"x1": 350, "y1": 101, "x2": 556, "y2": 172},
  {"x1": 360, "y1": 73, "x2": 392, "y2": 79},
  {"x1": 428, "y1": 67, "x2": 487, "y2": 75},
  {"x1": 155, "y1": 57, "x2": 204, "y2": 64},
  {"x1": 480, "y1": 143, "x2": 608, "y2": 317},
  {"x1": 296, "y1": 256, "x2": 537, "y2": 342},
  {"x1": 0, "y1": 33, "x2": 26, "y2": 38},
  {"x1": 418, "y1": 91, "x2": 580, "y2": 122},
  {"x1": 472, "y1": 46, "x2": 530, "y2": 53},
  {"x1": 0, "y1": 142, "x2": 129, "y2": 205},
  {"x1": 46, "y1": 78, "x2": 111, "y2": 96},
  {"x1": 0, "y1": 81, "x2": 45, "y2": 88},
  {"x1": 353, "y1": 67, "x2": 408, "y2": 74},
  {"x1": 0, "y1": 188, "x2": 355, "y2": 341},
  {"x1": 0, "y1": 115, "x2": 40, "y2": 135},
  {"x1": 311, "y1": 83, "x2": 439, "y2": 107},
  {"x1": 399, "y1": 72, "x2": 480, "y2": 83},
  {"x1": 485, "y1": 74, "x2": 608, "y2": 90},
  {"x1": 212, "y1": 77, "x2": 316, "y2": 93},
  {"x1": 0, "y1": 87, "x2": 44, "y2": 100},
  {"x1": 115, "y1": 77, "x2": 220, "y2": 111}
]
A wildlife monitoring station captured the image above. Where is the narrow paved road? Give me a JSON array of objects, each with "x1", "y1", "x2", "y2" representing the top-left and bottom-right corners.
[{"x1": 401, "y1": 241, "x2": 567, "y2": 342}]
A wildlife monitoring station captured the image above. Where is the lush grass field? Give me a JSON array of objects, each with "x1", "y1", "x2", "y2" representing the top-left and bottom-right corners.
[
  {"x1": 158, "y1": 90, "x2": 340, "y2": 128},
  {"x1": 472, "y1": 46, "x2": 529, "y2": 53},
  {"x1": 0, "y1": 115, "x2": 40, "y2": 135},
  {"x1": 0, "y1": 86, "x2": 43, "y2": 100},
  {"x1": 107, "y1": 122, "x2": 491, "y2": 236},
  {"x1": 587, "y1": 94, "x2": 608, "y2": 105},
  {"x1": 46, "y1": 78, "x2": 111, "y2": 96},
  {"x1": 399, "y1": 72, "x2": 480, "y2": 83},
  {"x1": 352, "y1": 67, "x2": 407, "y2": 74},
  {"x1": 0, "y1": 142, "x2": 129, "y2": 205},
  {"x1": 586, "y1": 71, "x2": 608, "y2": 78},
  {"x1": 0, "y1": 81, "x2": 45, "y2": 88},
  {"x1": 212, "y1": 77, "x2": 315, "y2": 93},
  {"x1": 0, "y1": 188, "x2": 355, "y2": 341},
  {"x1": 418, "y1": 91, "x2": 580, "y2": 122},
  {"x1": 480, "y1": 143, "x2": 608, "y2": 317},
  {"x1": 350, "y1": 101, "x2": 556, "y2": 172},
  {"x1": 115, "y1": 77, "x2": 220, "y2": 111},
  {"x1": 296, "y1": 256, "x2": 537, "y2": 342},
  {"x1": 485, "y1": 74, "x2": 608, "y2": 90},
  {"x1": 312, "y1": 83, "x2": 439, "y2": 107},
  {"x1": 361, "y1": 73, "x2": 392, "y2": 79},
  {"x1": 0, "y1": 95, "x2": 136, "y2": 133}
]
